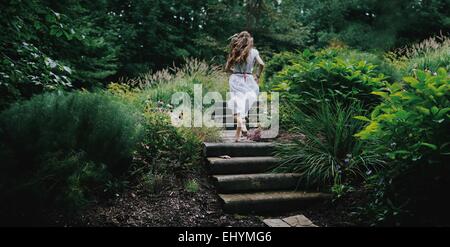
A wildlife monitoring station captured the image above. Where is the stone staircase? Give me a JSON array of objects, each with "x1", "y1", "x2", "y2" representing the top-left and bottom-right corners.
[
  {"x1": 210, "y1": 101, "x2": 265, "y2": 130},
  {"x1": 203, "y1": 102, "x2": 331, "y2": 215}
]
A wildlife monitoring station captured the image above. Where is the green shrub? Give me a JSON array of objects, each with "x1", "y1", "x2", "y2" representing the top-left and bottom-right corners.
[
  {"x1": 275, "y1": 99, "x2": 383, "y2": 188},
  {"x1": 272, "y1": 48, "x2": 387, "y2": 109},
  {"x1": 0, "y1": 1, "x2": 119, "y2": 110},
  {"x1": 144, "y1": 112, "x2": 201, "y2": 166},
  {"x1": 0, "y1": 91, "x2": 143, "y2": 217},
  {"x1": 356, "y1": 68, "x2": 449, "y2": 168},
  {"x1": 263, "y1": 51, "x2": 305, "y2": 87},
  {"x1": 355, "y1": 68, "x2": 450, "y2": 225},
  {"x1": 107, "y1": 82, "x2": 218, "y2": 197},
  {"x1": 340, "y1": 49, "x2": 400, "y2": 82},
  {"x1": 131, "y1": 112, "x2": 202, "y2": 182}
]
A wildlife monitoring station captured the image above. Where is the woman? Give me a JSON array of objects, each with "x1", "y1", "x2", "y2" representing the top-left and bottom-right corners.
[{"x1": 225, "y1": 31, "x2": 265, "y2": 142}]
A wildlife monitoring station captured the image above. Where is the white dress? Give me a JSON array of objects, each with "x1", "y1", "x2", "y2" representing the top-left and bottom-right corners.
[{"x1": 228, "y1": 48, "x2": 261, "y2": 118}]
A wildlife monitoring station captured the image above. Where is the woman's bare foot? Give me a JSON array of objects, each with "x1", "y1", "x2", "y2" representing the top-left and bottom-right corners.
[
  {"x1": 235, "y1": 116, "x2": 243, "y2": 142},
  {"x1": 235, "y1": 127, "x2": 242, "y2": 142},
  {"x1": 241, "y1": 117, "x2": 248, "y2": 136}
]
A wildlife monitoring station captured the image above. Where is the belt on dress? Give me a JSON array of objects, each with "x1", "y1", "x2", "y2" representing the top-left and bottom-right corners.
[{"x1": 232, "y1": 72, "x2": 252, "y2": 81}]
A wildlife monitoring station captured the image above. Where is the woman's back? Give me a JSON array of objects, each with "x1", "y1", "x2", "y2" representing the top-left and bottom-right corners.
[{"x1": 232, "y1": 48, "x2": 259, "y2": 74}]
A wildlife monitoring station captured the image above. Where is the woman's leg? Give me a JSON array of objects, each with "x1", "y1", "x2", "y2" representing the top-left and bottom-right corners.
[
  {"x1": 241, "y1": 116, "x2": 248, "y2": 136},
  {"x1": 235, "y1": 114, "x2": 242, "y2": 142}
]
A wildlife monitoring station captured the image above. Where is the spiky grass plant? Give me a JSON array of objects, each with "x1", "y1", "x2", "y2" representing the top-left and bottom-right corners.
[
  {"x1": 386, "y1": 34, "x2": 450, "y2": 76},
  {"x1": 275, "y1": 99, "x2": 384, "y2": 187},
  {"x1": 122, "y1": 58, "x2": 227, "y2": 92}
]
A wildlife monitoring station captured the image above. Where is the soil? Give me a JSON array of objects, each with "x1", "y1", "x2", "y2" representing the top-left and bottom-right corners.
[
  {"x1": 49, "y1": 172, "x2": 365, "y2": 227},
  {"x1": 50, "y1": 171, "x2": 266, "y2": 227},
  {"x1": 286, "y1": 189, "x2": 369, "y2": 227},
  {"x1": 272, "y1": 129, "x2": 306, "y2": 143},
  {"x1": 51, "y1": 183, "x2": 364, "y2": 227}
]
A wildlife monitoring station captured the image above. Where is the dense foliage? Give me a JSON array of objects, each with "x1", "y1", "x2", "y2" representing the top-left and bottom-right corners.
[
  {"x1": 275, "y1": 100, "x2": 382, "y2": 187},
  {"x1": 0, "y1": 59, "x2": 224, "y2": 222},
  {"x1": 270, "y1": 48, "x2": 388, "y2": 115},
  {"x1": 355, "y1": 69, "x2": 450, "y2": 224},
  {"x1": 273, "y1": 40, "x2": 450, "y2": 225},
  {"x1": 0, "y1": 92, "x2": 143, "y2": 221},
  {"x1": 2, "y1": 0, "x2": 447, "y2": 109},
  {"x1": 356, "y1": 69, "x2": 450, "y2": 162},
  {"x1": 0, "y1": 0, "x2": 119, "y2": 108},
  {"x1": 297, "y1": 0, "x2": 450, "y2": 50}
]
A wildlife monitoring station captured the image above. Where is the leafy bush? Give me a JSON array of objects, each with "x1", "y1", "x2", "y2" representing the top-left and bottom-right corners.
[
  {"x1": 131, "y1": 111, "x2": 203, "y2": 193},
  {"x1": 142, "y1": 112, "x2": 201, "y2": 168},
  {"x1": 263, "y1": 51, "x2": 304, "y2": 86},
  {"x1": 275, "y1": 99, "x2": 383, "y2": 188},
  {"x1": 0, "y1": 91, "x2": 143, "y2": 218},
  {"x1": 109, "y1": 78, "x2": 218, "y2": 193},
  {"x1": 355, "y1": 69, "x2": 450, "y2": 225},
  {"x1": 340, "y1": 49, "x2": 400, "y2": 82},
  {"x1": 356, "y1": 68, "x2": 449, "y2": 169},
  {"x1": 271, "y1": 48, "x2": 387, "y2": 109},
  {"x1": 0, "y1": 0, "x2": 119, "y2": 109}
]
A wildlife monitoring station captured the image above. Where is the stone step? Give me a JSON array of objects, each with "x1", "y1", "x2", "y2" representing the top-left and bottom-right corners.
[
  {"x1": 212, "y1": 173, "x2": 302, "y2": 193},
  {"x1": 203, "y1": 142, "x2": 275, "y2": 157},
  {"x1": 263, "y1": 214, "x2": 318, "y2": 227},
  {"x1": 214, "y1": 101, "x2": 264, "y2": 107},
  {"x1": 207, "y1": 157, "x2": 279, "y2": 175},
  {"x1": 212, "y1": 107, "x2": 264, "y2": 113},
  {"x1": 223, "y1": 123, "x2": 261, "y2": 130},
  {"x1": 216, "y1": 120, "x2": 260, "y2": 126},
  {"x1": 212, "y1": 113, "x2": 262, "y2": 121},
  {"x1": 219, "y1": 191, "x2": 331, "y2": 214},
  {"x1": 220, "y1": 130, "x2": 276, "y2": 143},
  {"x1": 207, "y1": 110, "x2": 265, "y2": 120},
  {"x1": 208, "y1": 108, "x2": 233, "y2": 116},
  {"x1": 213, "y1": 116, "x2": 268, "y2": 129}
]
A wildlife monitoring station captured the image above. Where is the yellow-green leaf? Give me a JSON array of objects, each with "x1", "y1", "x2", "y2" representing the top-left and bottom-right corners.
[
  {"x1": 354, "y1": 116, "x2": 371, "y2": 122},
  {"x1": 371, "y1": 91, "x2": 388, "y2": 98},
  {"x1": 416, "y1": 106, "x2": 430, "y2": 115},
  {"x1": 403, "y1": 76, "x2": 419, "y2": 86}
]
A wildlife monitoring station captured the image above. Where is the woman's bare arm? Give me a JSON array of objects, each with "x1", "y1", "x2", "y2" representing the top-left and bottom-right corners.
[{"x1": 254, "y1": 53, "x2": 265, "y2": 83}]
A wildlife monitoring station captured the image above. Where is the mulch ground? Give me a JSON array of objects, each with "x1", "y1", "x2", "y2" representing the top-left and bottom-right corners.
[
  {"x1": 282, "y1": 190, "x2": 368, "y2": 227},
  {"x1": 51, "y1": 172, "x2": 364, "y2": 227},
  {"x1": 51, "y1": 172, "x2": 265, "y2": 227}
]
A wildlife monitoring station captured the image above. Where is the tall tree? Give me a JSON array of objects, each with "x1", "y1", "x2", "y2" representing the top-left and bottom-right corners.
[
  {"x1": 0, "y1": 0, "x2": 120, "y2": 107},
  {"x1": 296, "y1": 0, "x2": 450, "y2": 50}
]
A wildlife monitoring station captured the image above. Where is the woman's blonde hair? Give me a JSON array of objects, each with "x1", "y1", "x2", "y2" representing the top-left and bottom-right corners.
[{"x1": 226, "y1": 31, "x2": 254, "y2": 69}]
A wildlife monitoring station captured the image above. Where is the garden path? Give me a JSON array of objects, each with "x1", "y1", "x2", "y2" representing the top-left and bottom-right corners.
[{"x1": 202, "y1": 102, "x2": 330, "y2": 224}]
